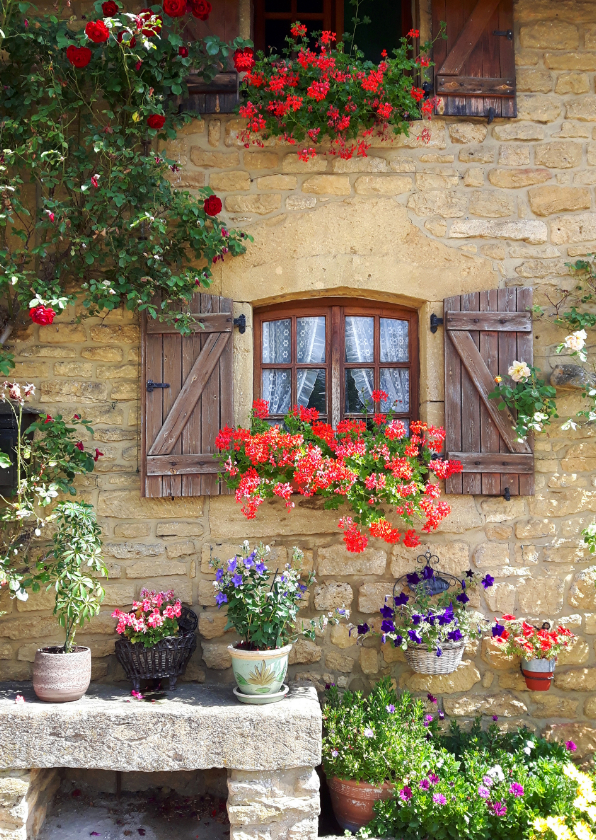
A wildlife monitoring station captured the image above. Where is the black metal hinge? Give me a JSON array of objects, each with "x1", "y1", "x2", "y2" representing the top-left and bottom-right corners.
[
  {"x1": 146, "y1": 380, "x2": 170, "y2": 393},
  {"x1": 493, "y1": 29, "x2": 513, "y2": 40},
  {"x1": 430, "y1": 314, "x2": 444, "y2": 334},
  {"x1": 234, "y1": 314, "x2": 246, "y2": 334}
]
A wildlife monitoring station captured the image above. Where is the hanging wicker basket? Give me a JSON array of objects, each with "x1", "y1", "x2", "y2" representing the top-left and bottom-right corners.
[
  {"x1": 115, "y1": 605, "x2": 198, "y2": 692},
  {"x1": 404, "y1": 639, "x2": 466, "y2": 675}
]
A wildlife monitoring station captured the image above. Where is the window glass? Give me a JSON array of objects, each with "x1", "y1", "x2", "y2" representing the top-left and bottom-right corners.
[
  {"x1": 345, "y1": 316, "x2": 374, "y2": 363},
  {"x1": 262, "y1": 319, "x2": 291, "y2": 363},
  {"x1": 344, "y1": 0, "x2": 405, "y2": 63},
  {"x1": 380, "y1": 369, "x2": 409, "y2": 413},
  {"x1": 380, "y1": 318, "x2": 408, "y2": 362},
  {"x1": 297, "y1": 316, "x2": 326, "y2": 363},
  {"x1": 297, "y1": 369, "x2": 326, "y2": 412},
  {"x1": 262, "y1": 369, "x2": 292, "y2": 414},
  {"x1": 265, "y1": 0, "x2": 291, "y2": 10},
  {"x1": 296, "y1": 0, "x2": 323, "y2": 11},
  {"x1": 345, "y1": 368, "x2": 373, "y2": 413}
]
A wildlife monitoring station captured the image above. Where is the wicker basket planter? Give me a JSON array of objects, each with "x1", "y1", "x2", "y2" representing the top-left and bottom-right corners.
[
  {"x1": 115, "y1": 605, "x2": 197, "y2": 692},
  {"x1": 404, "y1": 639, "x2": 466, "y2": 675}
]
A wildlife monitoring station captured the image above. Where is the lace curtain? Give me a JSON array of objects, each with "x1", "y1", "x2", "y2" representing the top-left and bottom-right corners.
[{"x1": 262, "y1": 317, "x2": 326, "y2": 413}]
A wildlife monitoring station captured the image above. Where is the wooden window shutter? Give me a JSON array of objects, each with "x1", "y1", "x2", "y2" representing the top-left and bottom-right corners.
[
  {"x1": 432, "y1": 0, "x2": 516, "y2": 118},
  {"x1": 444, "y1": 288, "x2": 534, "y2": 496},
  {"x1": 141, "y1": 293, "x2": 234, "y2": 498}
]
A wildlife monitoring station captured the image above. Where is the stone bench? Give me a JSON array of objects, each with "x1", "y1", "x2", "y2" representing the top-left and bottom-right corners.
[{"x1": 0, "y1": 683, "x2": 322, "y2": 840}]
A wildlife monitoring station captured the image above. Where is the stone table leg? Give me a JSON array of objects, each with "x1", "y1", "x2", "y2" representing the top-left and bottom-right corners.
[
  {"x1": 227, "y1": 767, "x2": 320, "y2": 840},
  {"x1": 0, "y1": 768, "x2": 60, "y2": 839}
]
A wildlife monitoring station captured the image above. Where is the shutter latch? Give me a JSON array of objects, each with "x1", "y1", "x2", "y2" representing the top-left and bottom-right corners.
[
  {"x1": 146, "y1": 379, "x2": 170, "y2": 393},
  {"x1": 493, "y1": 29, "x2": 513, "y2": 40},
  {"x1": 430, "y1": 313, "x2": 444, "y2": 334},
  {"x1": 233, "y1": 314, "x2": 246, "y2": 334}
]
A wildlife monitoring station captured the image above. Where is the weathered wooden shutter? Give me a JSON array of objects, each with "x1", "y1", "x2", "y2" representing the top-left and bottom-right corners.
[
  {"x1": 432, "y1": 0, "x2": 516, "y2": 118},
  {"x1": 141, "y1": 294, "x2": 233, "y2": 498},
  {"x1": 444, "y1": 288, "x2": 534, "y2": 496}
]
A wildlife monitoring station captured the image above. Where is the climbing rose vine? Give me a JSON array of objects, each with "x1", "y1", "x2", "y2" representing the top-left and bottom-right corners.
[
  {"x1": 238, "y1": 24, "x2": 441, "y2": 160},
  {"x1": 216, "y1": 393, "x2": 462, "y2": 553}
]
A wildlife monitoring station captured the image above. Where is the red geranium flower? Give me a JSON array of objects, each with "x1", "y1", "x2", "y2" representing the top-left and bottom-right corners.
[
  {"x1": 189, "y1": 0, "x2": 211, "y2": 20},
  {"x1": 29, "y1": 305, "x2": 56, "y2": 325},
  {"x1": 85, "y1": 20, "x2": 110, "y2": 43},
  {"x1": 233, "y1": 47, "x2": 255, "y2": 72},
  {"x1": 66, "y1": 45, "x2": 93, "y2": 68},
  {"x1": 117, "y1": 30, "x2": 136, "y2": 46},
  {"x1": 371, "y1": 389, "x2": 388, "y2": 404},
  {"x1": 178, "y1": 45, "x2": 189, "y2": 56},
  {"x1": 102, "y1": 0, "x2": 119, "y2": 16},
  {"x1": 163, "y1": 0, "x2": 186, "y2": 17},
  {"x1": 147, "y1": 114, "x2": 166, "y2": 129},
  {"x1": 204, "y1": 195, "x2": 222, "y2": 216}
]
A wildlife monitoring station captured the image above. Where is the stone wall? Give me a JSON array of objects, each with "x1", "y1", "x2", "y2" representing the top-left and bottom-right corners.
[{"x1": 4, "y1": 0, "x2": 596, "y2": 750}]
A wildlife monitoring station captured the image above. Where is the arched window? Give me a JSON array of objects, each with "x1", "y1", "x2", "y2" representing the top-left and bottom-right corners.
[{"x1": 254, "y1": 298, "x2": 419, "y2": 429}]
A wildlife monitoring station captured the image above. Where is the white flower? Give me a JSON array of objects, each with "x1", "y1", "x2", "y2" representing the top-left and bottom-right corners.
[
  {"x1": 564, "y1": 329, "x2": 587, "y2": 352},
  {"x1": 487, "y1": 764, "x2": 505, "y2": 782},
  {"x1": 364, "y1": 727, "x2": 374, "y2": 738},
  {"x1": 508, "y1": 360, "x2": 531, "y2": 382},
  {"x1": 561, "y1": 418, "x2": 578, "y2": 431}
]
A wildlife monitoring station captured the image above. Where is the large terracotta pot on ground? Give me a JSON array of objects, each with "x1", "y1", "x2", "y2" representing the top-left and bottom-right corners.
[
  {"x1": 32, "y1": 646, "x2": 91, "y2": 703},
  {"x1": 327, "y1": 777, "x2": 394, "y2": 833},
  {"x1": 521, "y1": 657, "x2": 556, "y2": 691}
]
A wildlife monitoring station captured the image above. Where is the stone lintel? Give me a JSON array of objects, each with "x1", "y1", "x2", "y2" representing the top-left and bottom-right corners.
[{"x1": 0, "y1": 684, "x2": 322, "y2": 772}]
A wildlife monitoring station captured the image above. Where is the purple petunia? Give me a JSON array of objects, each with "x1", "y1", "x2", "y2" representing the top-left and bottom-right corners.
[
  {"x1": 394, "y1": 592, "x2": 409, "y2": 607},
  {"x1": 357, "y1": 623, "x2": 370, "y2": 635},
  {"x1": 481, "y1": 574, "x2": 494, "y2": 589},
  {"x1": 422, "y1": 565, "x2": 434, "y2": 580},
  {"x1": 394, "y1": 634, "x2": 403, "y2": 646},
  {"x1": 408, "y1": 629, "x2": 422, "y2": 644},
  {"x1": 412, "y1": 613, "x2": 422, "y2": 626},
  {"x1": 456, "y1": 592, "x2": 470, "y2": 604},
  {"x1": 436, "y1": 647, "x2": 443, "y2": 658},
  {"x1": 565, "y1": 740, "x2": 577, "y2": 752},
  {"x1": 381, "y1": 619, "x2": 395, "y2": 633},
  {"x1": 433, "y1": 794, "x2": 446, "y2": 805},
  {"x1": 509, "y1": 783, "x2": 524, "y2": 798},
  {"x1": 492, "y1": 802, "x2": 507, "y2": 817},
  {"x1": 399, "y1": 786, "x2": 413, "y2": 802},
  {"x1": 492, "y1": 622, "x2": 505, "y2": 637},
  {"x1": 419, "y1": 779, "x2": 429, "y2": 790},
  {"x1": 380, "y1": 604, "x2": 394, "y2": 619},
  {"x1": 231, "y1": 573, "x2": 243, "y2": 587},
  {"x1": 215, "y1": 592, "x2": 227, "y2": 606},
  {"x1": 448, "y1": 628, "x2": 463, "y2": 642},
  {"x1": 406, "y1": 572, "x2": 420, "y2": 587},
  {"x1": 478, "y1": 786, "x2": 490, "y2": 799},
  {"x1": 465, "y1": 569, "x2": 474, "y2": 578}
]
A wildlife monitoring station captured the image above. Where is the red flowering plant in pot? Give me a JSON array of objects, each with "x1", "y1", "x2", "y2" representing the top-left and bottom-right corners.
[
  {"x1": 238, "y1": 16, "x2": 443, "y2": 161},
  {"x1": 491, "y1": 615, "x2": 577, "y2": 691},
  {"x1": 216, "y1": 390, "x2": 462, "y2": 553},
  {"x1": 0, "y1": 0, "x2": 253, "y2": 374}
]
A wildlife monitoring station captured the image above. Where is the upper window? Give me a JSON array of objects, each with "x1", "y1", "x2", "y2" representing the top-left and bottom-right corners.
[
  {"x1": 254, "y1": 299, "x2": 418, "y2": 429},
  {"x1": 253, "y1": 0, "x2": 412, "y2": 63}
]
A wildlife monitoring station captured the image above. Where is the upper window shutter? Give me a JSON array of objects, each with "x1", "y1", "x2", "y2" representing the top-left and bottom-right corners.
[
  {"x1": 432, "y1": 0, "x2": 516, "y2": 118},
  {"x1": 141, "y1": 293, "x2": 234, "y2": 498},
  {"x1": 444, "y1": 288, "x2": 534, "y2": 497}
]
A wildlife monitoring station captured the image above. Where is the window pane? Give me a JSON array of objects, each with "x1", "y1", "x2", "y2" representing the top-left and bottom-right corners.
[
  {"x1": 262, "y1": 319, "x2": 291, "y2": 364},
  {"x1": 297, "y1": 316, "x2": 325, "y2": 363},
  {"x1": 380, "y1": 318, "x2": 409, "y2": 362},
  {"x1": 297, "y1": 369, "x2": 326, "y2": 413},
  {"x1": 264, "y1": 19, "x2": 292, "y2": 53},
  {"x1": 297, "y1": 0, "x2": 323, "y2": 11},
  {"x1": 345, "y1": 369, "x2": 373, "y2": 413},
  {"x1": 380, "y1": 369, "x2": 409, "y2": 413},
  {"x1": 262, "y1": 369, "x2": 292, "y2": 415},
  {"x1": 345, "y1": 316, "x2": 374, "y2": 362},
  {"x1": 265, "y1": 0, "x2": 291, "y2": 10}
]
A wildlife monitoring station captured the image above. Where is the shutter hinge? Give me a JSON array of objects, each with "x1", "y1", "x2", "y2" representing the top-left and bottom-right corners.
[
  {"x1": 146, "y1": 380, "x2": 170, "y2": 393},
  {"x1": 233, "y1": 314, "x2": 246, "y2": 334},
  {"x1": 503, "y1": 487, "x2": 511, "y2": 502},
  {"x1": 422, "y1": 81, "x2": 434, "y2": 99},
  {"x1": 493, "y1": 29, "x2": 513, "y2": 40},
  {"x1": 430, "y1": 313, "x2": 444, "y2": 334}
]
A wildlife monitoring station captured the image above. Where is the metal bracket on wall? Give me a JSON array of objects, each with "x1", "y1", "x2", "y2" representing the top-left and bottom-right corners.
[
  {"x1": 234, "y1": 314, "x2": 247, "y2": 334},
  {"x1": 503, "y1": 487, "x2": 511, "y2": 502},
  {"x1": 430, "y1": 313, "x2": 444, "y2": 334}
]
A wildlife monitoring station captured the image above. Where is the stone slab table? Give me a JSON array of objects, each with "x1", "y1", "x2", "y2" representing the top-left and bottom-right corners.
[{"x1": 0, "y1": 683, "x2": 322, "y2": 840}]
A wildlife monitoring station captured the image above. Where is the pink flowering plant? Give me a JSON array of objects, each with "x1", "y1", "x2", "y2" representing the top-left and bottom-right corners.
[
  {"x1": 239, "y1": 18, "x2": 443, "y2": 161},
  {"x1": 216, "y1": 395, "x2": 463, "y2": 554},
  {"x1": 112, "y1": 589, "x2": 182, "y2": 648}
]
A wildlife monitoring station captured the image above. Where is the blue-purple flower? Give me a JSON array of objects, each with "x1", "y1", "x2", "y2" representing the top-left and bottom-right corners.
[
  {"x1": 492, "y1": 622, "x2": 505, "y2": 637},
  {"x1": 231, "y1": 573, "x2": 243, "y2": 587},
  {"x1": 481, "y1": 574, "x2": 494, "y2": 589},
  {"x1": 436, "y1": 646, "x2": 442, "y2": 657},
  {"x1": 255, "y1": 561, "x2": 266, "y2": 574},
  {"x1": 408, "y1": 629, "x2": 422, "y2": 644},
  {"x1": 381, "y1": 619, "x2": 395, "y2": 633},
  {"x1": 412, "y1": 613, "x2": 422, "y2": 626},
  {"x1": 465, "y1": 569, "x2": 474, "y2": 578},
  {"x1": 227, "y1": 557, "x2": 237, "y2": 573},
  {"x1": 215, "y1": 568, "x2": 224, "y2": 582},
  {"x1": 386, "y1": 704, "x2": 395, "y2": 713},
  {"x1": 380, "y1": 604, "x2": 394, "y2": 619},
  {"x1": 243, "y1": 553, "x2": 255, "y2": 568},
  {"x1": 394, "y1": 634, "x2": 403, "y2": 647},
  {"x1": 406, "y1": 572, "x2": 420, "y2": 586},
  {"x1": 215, "y1": 592, "x2": 227, "y2": 606},
  {"x1": 427, "y1": 693, "x2": 437, "y2": 704},
  {"x1": 357, "y1": 623, "x2": 370, "y2": 635},
  {"x1": 394, "y1": 592, "x2": 409, "y2": 607},
  {"x1": 448, "y1": 628, "x2": 463, "y2": 642},
  {"x1": 422, "y1": 565, "x2": 434, "y2": 580},
  {"x1": 456, "y1": 592, "x2": 469, "y2": 604}
]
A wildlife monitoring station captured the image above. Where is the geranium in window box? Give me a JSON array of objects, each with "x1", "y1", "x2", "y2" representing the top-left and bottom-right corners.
[
  {"x1": 210, "y1": 542, "x2": 346, "y2": 703},
  {"x1": 357, "y1": 567, "x2": 494, "y2": 675},
  {"x1": 112, "y1": 590, "x2": 197, "y2": 692},
  {"x1": 216, "y1": 394, "x2": 463, "y2": 553},
  {"x1": 491, "y1": 615, "x2": 576, "y2": 691},
  {"x1": 239, "y1": 24, "x2": 442, "y2": 161}
]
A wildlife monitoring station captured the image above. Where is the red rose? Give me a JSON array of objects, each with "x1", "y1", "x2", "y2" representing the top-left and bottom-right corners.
[
  {"x1": 66, "y1": 45, "x2": 93, "y2": 68},
  {"x1": 102, "y1": 0, "x2": 119, "y2": 16},
  {"x1": 189, "y1": 0, "x2": 211, "y2": 20},
  {"x1": 178, "y1": 45, "x2": 189, "y2": 56},
  {"x1": 147, "y1": 114, "x2": 166, "y2": 129},
  {"x1": 29, "y1": 305, "x2": 56, "y2": 325},
  {"x1": 117, "y1": 30, "x2": 136, "y2": 46},
  {"x1": 163, "y1": 0, "x2": 186, "y2": 17},
  {"x1": 85, "y1": 20, "x2": 110, "y2": 43},
  {"x1": 233, "y1": 47, "x2": 255, "y2": 72},
  {"x1": 204, "y1": 195, "x2": 222, "y2": 216},
  {"x1": 137, "y1": 8, "x2": 162, "y2": 35}
]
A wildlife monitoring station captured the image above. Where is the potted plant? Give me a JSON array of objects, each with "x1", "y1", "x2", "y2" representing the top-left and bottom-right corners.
[
  {"x1": 217, "y1": 396, "x2": 463, "y2": 554},
  {"x1": 491, "y1": 615, "x2": 576, "y2": 691},
  {"x1": 30, "y1": 501, "x2": 106, "y2": 702},
  {"x1": 211, "y1": 542, "x2": 345, "y2": 704},
  {"x1": 112, "y1": 589, "x2": 197, "y2": 692},
  {"x1": 322, "y1": 677, "x2": 438, "y2": 833},
  {"x1": 357, "y1": 566, "x2": 493, "y2": 675}
]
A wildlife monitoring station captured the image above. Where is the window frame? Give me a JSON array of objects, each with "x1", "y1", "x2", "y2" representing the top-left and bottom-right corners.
[{"x1": 253, "y1": 297, "x2": 419, "y2": 427}]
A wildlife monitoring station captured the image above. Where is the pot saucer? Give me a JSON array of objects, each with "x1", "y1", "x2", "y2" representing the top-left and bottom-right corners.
[{"x1": 233, "y1": 684, "x2": 289, "y2": 704}]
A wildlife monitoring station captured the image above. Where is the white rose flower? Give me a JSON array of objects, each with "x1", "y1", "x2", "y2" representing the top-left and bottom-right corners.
[
  {"x1": 564, "y1": 329, "x2": 587, "y2": 352},
  {"x1": 508, "y1": 360, "x2": 531, "y2": 382}
]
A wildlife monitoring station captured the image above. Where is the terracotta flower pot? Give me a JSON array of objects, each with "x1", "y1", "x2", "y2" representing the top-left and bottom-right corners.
[
  {"x1": 32, "y1": 646, "x2": 91, "y2": 703},
  {"x1": 521, "y1": 657, "x2": 556, "y2": 691},
  {"x1": 228, "y1": 643, "x2": 291, "y2": 699},
  {"x1": 327, "y1": 777, "x2": 394, "y2": 833}
]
